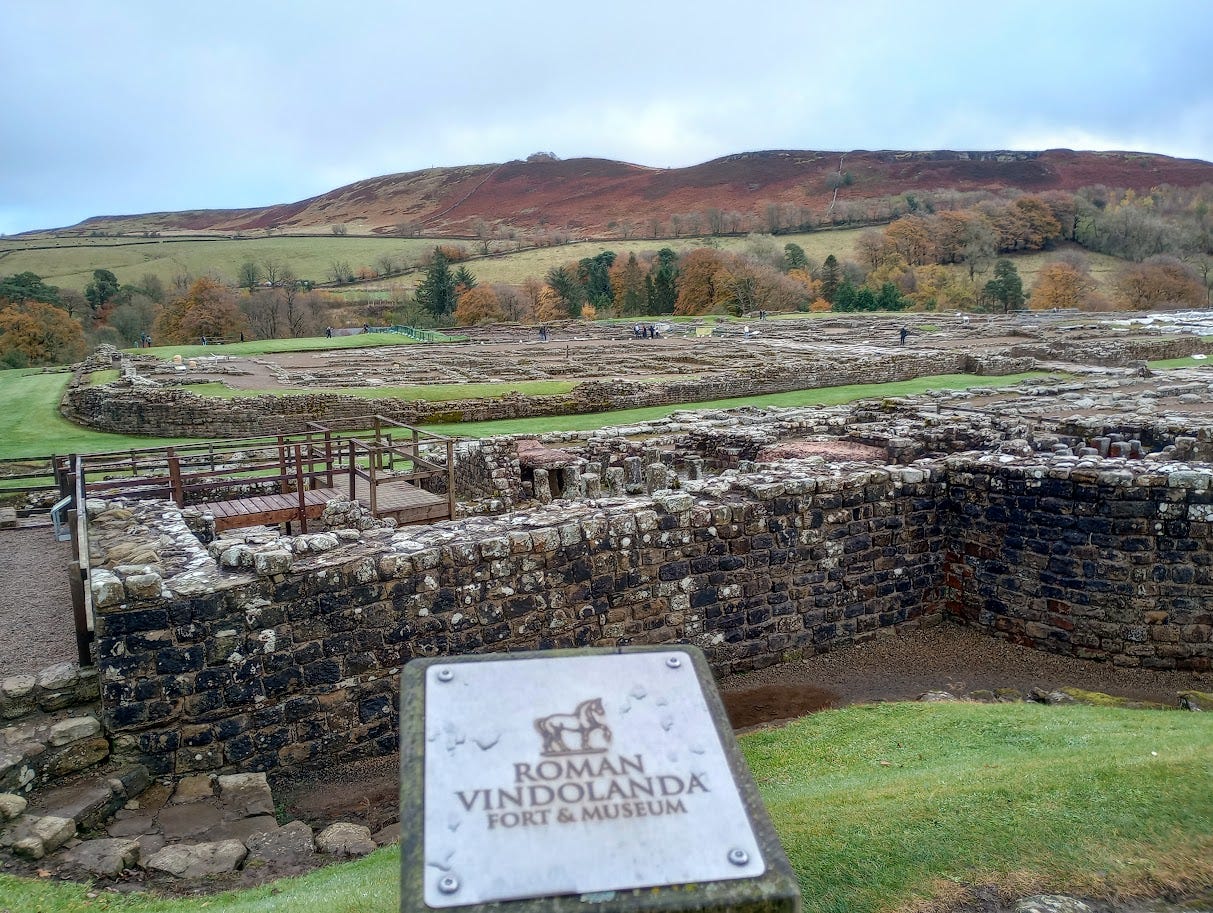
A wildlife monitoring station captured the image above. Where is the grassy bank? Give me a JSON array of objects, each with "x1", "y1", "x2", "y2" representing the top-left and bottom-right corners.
[{"x1": 1, "y1": 702, "x2": 1209, "y2": 913}]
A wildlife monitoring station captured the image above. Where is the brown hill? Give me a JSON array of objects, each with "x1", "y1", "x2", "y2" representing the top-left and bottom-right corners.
[{"x1": 63, "y1": 149, "x2": 1213, "y2": 239}]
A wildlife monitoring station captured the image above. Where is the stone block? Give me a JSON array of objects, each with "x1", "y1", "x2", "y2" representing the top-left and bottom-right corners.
[
  {"x1": 35, "y1": 662, "x2": 79, "y2": 692},
  {"x1": 0, "y1": 674, "x2": 37, "y2": 719},
  {"x1": 59, "y1": 837, "x2": 140, "y2": 876},
  {"x1": 254, "y1": 550, "x2": 293, "y2": 576},
  {"x1": 49, "y1": 715, "x2": 101, "y2": 747},
  {"x1": 124, "y1": 572, "x2": 165, "y2": 599},
  {"x1": 22, "y1": 814, "x2": 76, "y2": 856},
  {"x1": 217, "y1": 771, "x2": 274, "y2": 817},
  {"x1": 0, "y1": 792, "x2": 27, "y2": 821},
  {"x1": 91, "y1": 569, "x2": 126, "y2": 607},
  {"x1": 315, "y1": 821, "x2": 376, "y2": 856},
  {"x1": 144, "y1": 838, "x2": 248, "y2": 877},
  {"x1": 245, "y1": 820, "x2": 315, "y2": 866},
  {"x1": 47, "y1": 735, "x2": 110, "y2": 777},
  {"x1": 29, "y1": 780, "x2": 115, "y2": 830}
]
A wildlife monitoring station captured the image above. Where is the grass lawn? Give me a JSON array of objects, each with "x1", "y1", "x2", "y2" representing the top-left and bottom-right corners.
[
  {"x1": 2, "y1": 702, "x2": 1209, "y2": 913},
  {"x1": 1149, "y1": 356, "x2": 1213, "y2": 370},
  {"x1": 0, "y1": 370, "x2": 192, "y2": 461}
]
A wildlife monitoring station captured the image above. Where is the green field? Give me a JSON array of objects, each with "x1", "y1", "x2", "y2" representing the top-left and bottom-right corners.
[
  {"x1": 341, "y1": 229, "x2": 870, "y2": 298},
  {"x1": 135, "y1": 331, "x2": 461, "y2": 361},
  {"x1": 0, "y1": 230, "x2": 869, "y2": 297},
  {"x1": 0, "y1": 236, "x2": 445, "y2": 290},
  {"x1": 2, "y1": 702, "x2": 1209, "y2": 913},
  {"x1": 1, "y1": 230, "x2": 1134, "y2": 311}
]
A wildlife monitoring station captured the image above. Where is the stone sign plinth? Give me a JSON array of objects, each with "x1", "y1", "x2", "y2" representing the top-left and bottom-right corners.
[{"x1": 400, "y1": 646, "x2": 800, "y2": 911}]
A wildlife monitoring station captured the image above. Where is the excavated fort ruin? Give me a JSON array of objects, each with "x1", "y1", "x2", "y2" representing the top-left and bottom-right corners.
[
  {"x1": 58, "y1": 311, "x2": 1213, "y2": 782},
  {"x1": 2, "y1": 312, "x2": 1213, "y2": 881}
]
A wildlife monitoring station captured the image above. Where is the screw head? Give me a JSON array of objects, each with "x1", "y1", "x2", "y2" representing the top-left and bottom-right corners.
[
  {"x1": 665, "y1": 656, "x2": 682, "y2": 669},
  {"x1": 437, "y1": 874, "x2": 460, "y2": 894},
  {"x1": 728, "y1": 848, "x2": 749, "y2": 866},
  {"x1": 436, "y1": 668, "x2": 454, "y2": 682}
]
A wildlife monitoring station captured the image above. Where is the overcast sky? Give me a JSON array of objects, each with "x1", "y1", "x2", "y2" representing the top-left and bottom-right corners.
[{"x1": 2, "y1": 0, "x2": 1212, "y2": 235}]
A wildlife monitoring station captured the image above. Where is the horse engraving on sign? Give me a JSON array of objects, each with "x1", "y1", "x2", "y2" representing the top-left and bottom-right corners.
[
  {"x1": 535, "y1": 697, "x2": 611, "y2": 755},
  {"x1": 417, "y1": 649, "x2": 768, "y2": 907}
]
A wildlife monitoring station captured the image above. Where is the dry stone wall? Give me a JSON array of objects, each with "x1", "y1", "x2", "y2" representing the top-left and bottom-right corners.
[
  {"x1": 944, "y1": 455, "x2": 1213, "y2": 670},
  {"x1": 88, "y1": 462, "x2": 946, "y2": 777},
  {"x1": 63, "y1": 351, "x2": 1032, "y2": 437}
]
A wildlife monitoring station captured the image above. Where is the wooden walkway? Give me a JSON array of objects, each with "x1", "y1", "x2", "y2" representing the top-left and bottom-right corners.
[
  {"x1": 200, "y1": 488, "x2": 342, "y2": 533},
  {"x1": 199, "y1": 478, "x2": 449, "y2": 532}
]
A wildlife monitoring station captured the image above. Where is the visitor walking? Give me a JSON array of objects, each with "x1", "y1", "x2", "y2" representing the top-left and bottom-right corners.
[{"x1": 899, "y1": 326, "x2": 909, "y2": 346}]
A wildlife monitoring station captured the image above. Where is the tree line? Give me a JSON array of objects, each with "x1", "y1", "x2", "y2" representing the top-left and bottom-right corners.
[
  {"x1": 3, "y1": 182, "x2": 1210, "y2": 365},
  {"x1": 0, "y1": 260, "x2": 337, "y2": 366}
]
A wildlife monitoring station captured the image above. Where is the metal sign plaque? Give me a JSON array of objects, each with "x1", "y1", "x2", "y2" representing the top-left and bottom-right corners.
[{"x1": 421, "y1": 649, "x2": 765, "y2": 907}]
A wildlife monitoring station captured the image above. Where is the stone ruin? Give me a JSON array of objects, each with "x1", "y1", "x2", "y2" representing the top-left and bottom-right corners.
[
  {"x1": 69, "y1": 372, "x2": 1213, "y2": 784},
  {"x1": 6, "y1": 321, "x2": 1213, "y2": 885}
]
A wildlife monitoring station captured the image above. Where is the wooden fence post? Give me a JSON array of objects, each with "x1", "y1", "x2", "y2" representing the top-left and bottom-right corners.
[
  {"x1": 167, "y1": 449, "x2": 184, "y2": 506},
  {"x1": 446, "y1": 439, "x2": 456, "y2": 521},
  {"x1": 294, "y1": 444, "x2": 307, "y2": 532}
]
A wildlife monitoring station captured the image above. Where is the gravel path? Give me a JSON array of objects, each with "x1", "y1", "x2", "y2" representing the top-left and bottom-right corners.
[{"x1": 0, "y1": 526, "x2": 77, "y2": 677}]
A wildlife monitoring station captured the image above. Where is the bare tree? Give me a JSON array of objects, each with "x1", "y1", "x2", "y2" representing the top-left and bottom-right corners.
[
  {"x1": 493, "y1": 284, "x2": 526, "y2": 322},
  {"x1": 260, "y1": 257, "x2": 287, "y2": 288},
  {"x1": 240, "y1": 289, "x2": 282, "y2": 339},
  {"x1": 376, "y1": 253, "x2": 397, "y2": 278}
]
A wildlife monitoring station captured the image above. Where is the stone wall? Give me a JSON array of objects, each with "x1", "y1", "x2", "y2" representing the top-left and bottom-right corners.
[
  {"x1": 82, "y1": 440, "x2": 1212, "y2": 779},
  {"x1": 63, "y1": 350, "x2": 1033, "y2": 438},
  {"x1": 944, "y1": 455, "x2": 1213, "y2": 670},
  {"x1": 88, "y1": 461, "x2": 946, "y2": 777},
  {"x1": 1008, "y1": 335, "x2": 1204, "y2": 366}
]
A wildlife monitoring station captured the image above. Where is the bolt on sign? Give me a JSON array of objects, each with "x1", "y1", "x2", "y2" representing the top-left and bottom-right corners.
[{"x1": 400, "y1": 646, "x2": 800, "y2": 911}]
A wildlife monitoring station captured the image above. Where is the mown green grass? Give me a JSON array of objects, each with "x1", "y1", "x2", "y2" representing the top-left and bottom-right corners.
[
  {"x1": 2, "y1": 703, "x2": 1209, "y2": 913},
  {"x1": 0, "y1": 370, "x2": 191, "y2": 461},
  {"x1": 1148, "y1": 355, "x2": 1213, "y2": 370}
]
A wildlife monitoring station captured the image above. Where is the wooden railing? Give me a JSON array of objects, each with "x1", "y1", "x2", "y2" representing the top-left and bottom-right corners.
[{"x1": 55, "y1": 417, "x2": 455, "y2": 530}]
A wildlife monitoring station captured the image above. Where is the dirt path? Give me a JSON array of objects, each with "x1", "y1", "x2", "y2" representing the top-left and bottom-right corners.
[
  {"x1": 717, "y1": 624, "x2": 1212, "y2": 729},
  {"x1": 0, "y1": 526, "x2": 77, "y2": 677}
]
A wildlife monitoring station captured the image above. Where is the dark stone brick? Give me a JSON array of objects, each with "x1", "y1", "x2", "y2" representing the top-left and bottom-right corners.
[
  {"x1": 156, "y1": 645, "x2": 204, "y2": 675},
  {"x1": 658, "y1": 561, "x2": 690, "y2": 581},
  {"x1": 302, "y1": 659, "x2": 342, "y2": 686},
  {"x1": 359, "y1": 694, "x2": 392, "y2": 723}
]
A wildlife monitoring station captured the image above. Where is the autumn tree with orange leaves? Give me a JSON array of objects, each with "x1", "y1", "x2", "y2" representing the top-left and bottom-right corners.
[
  {"x1": 1030, "y1": 261, "x2": 1105, "y2": 310},
  {"x1": 1113, "y1": 256, "x2": 1206, "y2": 310},
  {"x1": 454, "y1": 286, "x2": 503, "y2": 326},
  {"x1": 155, "y1": 278, "x2": 245, "y2": 343},
  {"x1": 0, "y1": 300, "x2": 87, "y2": 367}
]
